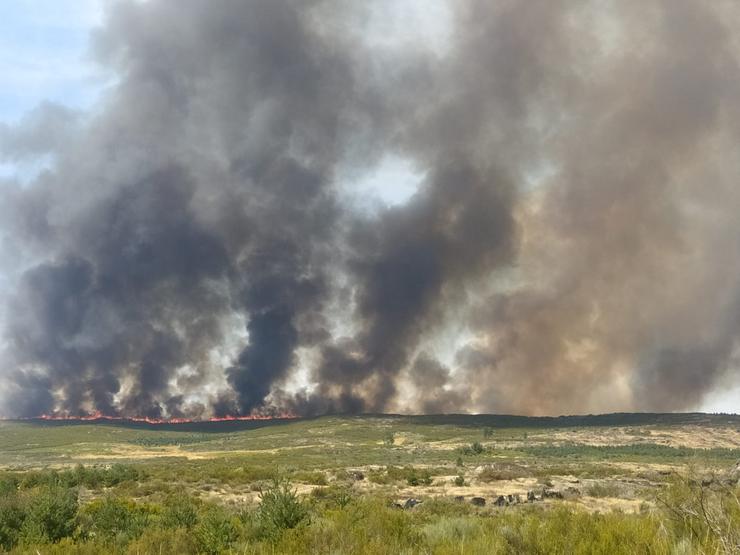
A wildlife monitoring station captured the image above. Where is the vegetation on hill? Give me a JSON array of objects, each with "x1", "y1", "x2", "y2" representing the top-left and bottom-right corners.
[{"x1": 0, "y1": 415, "x2": 738, "y2": 553}]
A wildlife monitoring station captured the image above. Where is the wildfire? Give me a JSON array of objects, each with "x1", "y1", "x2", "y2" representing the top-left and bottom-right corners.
[{"x1": 24, "y1": 410, "x2": 297, "y2": 424}]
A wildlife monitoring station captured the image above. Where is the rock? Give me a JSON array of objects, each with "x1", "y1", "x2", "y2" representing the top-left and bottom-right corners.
[
  {"x1": 470, "y1": 497, "x2": 486, "y2": 506},
  {"x1": 543, "y1": 489, "x2": 563, "y2": 499},
  {"x1": 404, "y1": 498, "x2": 422, "y2": 509},
  {"x1": 454, "y1": 496, "x2": 465, "y2": 503},
  {"x1": 527, "y1": 490, "x2": 537, "y2": 502},
  {"x1": 495, "y1": 495, "x2": 508, "y2": 507},
  {"x1": 349, "y1": 471, "x2": 365, "y2": 481}
]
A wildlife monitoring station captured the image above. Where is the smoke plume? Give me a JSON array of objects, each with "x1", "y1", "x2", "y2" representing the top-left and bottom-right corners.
[{"x1": 1, "y1": 0, "x2": 740, "y2": 417}]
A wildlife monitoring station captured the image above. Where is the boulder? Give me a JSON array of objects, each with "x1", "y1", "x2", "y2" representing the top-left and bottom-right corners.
[
  {"x1": 470, "y1": 497, "x2": 486, "y2": 507},
  {"x1": 404, "y1": 498, "x2": 422, "y2": 509},
  {"x1": 543, "y1": 489, "x2": 564, "y2": 499}
]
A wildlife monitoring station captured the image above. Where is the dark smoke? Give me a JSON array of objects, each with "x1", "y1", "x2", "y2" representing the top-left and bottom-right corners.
[{"x1": 1, "y1": 0, "x2": 740, "y2": 417}]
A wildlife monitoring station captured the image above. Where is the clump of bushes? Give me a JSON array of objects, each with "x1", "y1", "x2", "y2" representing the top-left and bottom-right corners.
[
  {"x1": 8, "y1": 463, "x2": 142, "y2": 491},
  {"x1": 255, "y1": 479, "x2": 310, "y2": 540},
  {"x1": 78, "y1": 496, "x2": 153, "y2": 546},
  {"x1": 292, "y1": 470, "x2": 328, "y2": 485},
  {"x1": 368, "y1": 465, "x2": 439, "y2": 485},
  {"x1": 586, "y1": 481, "x2": 623, "y2": 498},
  {"x1": 407, "y1": 469, "x2": 433, "y2": 487},
  {"x1": 311, "y1": 484, "x2": 354, "y2": 508},
  {"x1": 0, "y1": 486, "x2": 78, "y2": 550},
  {"x1": 459, "y1": 442, "x2": 486, "y2": 456},
  {"x1": 161, "y1": 493, "x2": 200, "y2": 530},
  {"x1": 193, "y1": 505, "x2": 238, "y2": 554},
  {"x1": 478, "y1": 463, "x2": 529, "y2": 482}
]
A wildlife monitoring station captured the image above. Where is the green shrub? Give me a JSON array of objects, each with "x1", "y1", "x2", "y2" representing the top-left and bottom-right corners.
[
  {"x1": 384, "y1": 431, "x2": 395, "y2": 446},
  {"x1": 193, "y1": 505, "x2": 238, "y2": 555},
  {"x1": 0, "y1": 493, "x2": 25, "y2": 550},
  {"x1": 478, "y1": 463, "x2": 529, "y2": 482},
  {"x1": 125, "y1": 527, "x2": 197, "y2": 554},
  {"x1": 423, "y1": 516, "x2": 481, "y2": 546},
  {"x1": 586, "y1": 482, "x2": 623, "y2": 498},
  {"x1": 311, "y1": 484, "x2": 354, "y2": 508},
  {"x1": 292, "y1": 470, "x2": 328, "y2": 485},
  {"x1": 256, "y1": 479, "x2": 309, "y2": 539},
  {"x1": 161, "y1": 494, "x2": 199, "y2": 530},
  {"x1": 78, "y1": 496, "x2": 151, "y2": 546},
  {"x1": 20, "y1": 486, "x2": 78, "y2": 545},
  {"x1": 454, "y1": 474, "x2": 466, "y2": 487},
  {"x1": 459, "y1": 442, "x2": 486, "y2": 456},
  {"x1": 657, "y1": 475, "x2": 740, "y2": 552},
  {"x1": 407, "y1": 469, "x2": 432, "y2": 486},
  {"x1": 0, "y1": 476, "x2": 18, "y2": 496}
]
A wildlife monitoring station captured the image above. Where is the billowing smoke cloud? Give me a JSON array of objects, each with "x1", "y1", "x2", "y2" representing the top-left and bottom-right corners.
[{"x1": 1, "y1": 0, "x2": 740, "y2": 418}]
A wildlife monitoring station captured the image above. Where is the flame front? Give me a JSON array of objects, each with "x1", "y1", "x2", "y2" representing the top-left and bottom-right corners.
[{"x1": 27, "y1": 410, "x2": 297, "y2": 424}]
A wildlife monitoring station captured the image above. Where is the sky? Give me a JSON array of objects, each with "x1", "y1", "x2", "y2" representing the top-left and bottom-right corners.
[{"x1": 0, "y1": 0, "x2": 738, "y2": 416}]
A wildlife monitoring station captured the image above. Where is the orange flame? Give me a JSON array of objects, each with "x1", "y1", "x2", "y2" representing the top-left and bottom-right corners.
[{"x1": 25, "y1": 410, "x2": 297, "y2": 424}]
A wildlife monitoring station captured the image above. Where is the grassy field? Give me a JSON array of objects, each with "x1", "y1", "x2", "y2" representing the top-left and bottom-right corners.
[{"x1": 0, "y1": 413, "x2": 738, "y2": 553}]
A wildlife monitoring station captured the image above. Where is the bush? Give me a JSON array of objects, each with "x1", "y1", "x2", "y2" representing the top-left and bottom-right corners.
[
  {"x1": 586, "y1": 482, "x2": 623, "y2": 498},
  {"x1": 20, "y1": 486, "x2": 78, "y2": 545},
  {"x1": 311, "y1": 484, "x2": 354, "y2": 509},
  {"x1": 292, "y1": 470, "x2": 328, "y2": 485},
  {"x1": 407, "y1": 469, "x2": 433, "y2": 487},
  {"x1": 454, "y1": 474, "x2": 466, "y2": 487},
  {"x1": 478, "y1": 463, "x2": 529, "y2": 482},
  {"x1": 78, "y1": 496, "x2": 151, "y2": 546},
  {"x1": 657, "y1": 475, "x2": 740, "y2": 552},
  {"x1": 256, "y1": 479, "x2": 309, "y2": 540},
  {"x1": 459, "y1": 442, "x2": 486, "y2": 456},
  {"x1": 125, "y1": 527, "x2": 197, "y2": 555},
  {"x1": 193, "y1": 505, "x2": 238, "y2": 555},
  {"x1": 0, "y1": 476, "x2": 18, "y2": 496},
  {"x1": 0, "y1": 493, "x2": 25, "y2": 550},
  {"x1": 161, "y1": 493, "x2": 199, "y2": 530}
]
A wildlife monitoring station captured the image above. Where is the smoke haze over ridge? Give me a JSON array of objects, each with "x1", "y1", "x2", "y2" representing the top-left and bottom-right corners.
[{"x1": 1, "y1": 0, "x2": 740, "y2": 418}]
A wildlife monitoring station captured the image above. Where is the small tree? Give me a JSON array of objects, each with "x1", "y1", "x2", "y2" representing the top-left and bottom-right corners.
[
  {"x1": 256, "y1": 479, "x2": 309, "y2": 540},
  {"x1": 384, "y1": 431, "x2": 396, "y2": 446},
  {"x1": 0, "y1": 494, "x2": 25, "y2": 550},
  {"x1": 161, "y1": 494, "x2": 199, "y2": 530},
  {"x1": 20, "y1": 486, "x2": 78, "y2": 544},
  {"x1": 194, "y1": 505, "x2": 237, "y2": 555}
]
